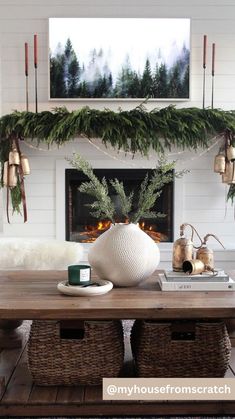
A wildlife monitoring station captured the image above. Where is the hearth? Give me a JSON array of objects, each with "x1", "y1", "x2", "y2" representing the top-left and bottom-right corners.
[{"x1": 65, "y1": 169, "x2": 173, "y2": 243}]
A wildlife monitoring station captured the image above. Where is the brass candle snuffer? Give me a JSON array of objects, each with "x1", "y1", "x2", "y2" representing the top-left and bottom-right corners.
[{"x1": 173, "y1": 223, "x2": 225, "y2": 275}]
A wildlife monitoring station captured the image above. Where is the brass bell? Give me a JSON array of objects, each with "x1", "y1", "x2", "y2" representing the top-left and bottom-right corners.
[
  {"x1": 182, "y1": 259, "x2": 205, "y2": 275},
  {"x1": 222, "y1": 161, "x2": 235, "y2": 184},
  {"x1": 172, "y1": 224, "x2": 194, "y2": 272},
  {"x1": 8, "y1": 165, "x2": 17, "y2": 188},
  {"x1": 20, "y1": 154, "x2": 30, "y2": 175},
  {"x1": 214, "y1": 153, "x2": 225, "y2": 174},
  {"x1": 196, "y1": 233, "x2": 225, "y2": 270},
  {"x1": 9, "y1": 148, "x2": 20, "y2": 165},
  {"x1": 226, "y1": 145, "x2": 235, "y2": 162}
]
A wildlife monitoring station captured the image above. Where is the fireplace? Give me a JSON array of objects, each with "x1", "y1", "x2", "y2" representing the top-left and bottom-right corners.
[{"x1": 65, "y1": 169, "x2": 174, "y2": 243}]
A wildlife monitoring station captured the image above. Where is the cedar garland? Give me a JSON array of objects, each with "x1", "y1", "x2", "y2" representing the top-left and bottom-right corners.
[{"x1": 1, "y1": 105, "x2": 235, "y2": 212}]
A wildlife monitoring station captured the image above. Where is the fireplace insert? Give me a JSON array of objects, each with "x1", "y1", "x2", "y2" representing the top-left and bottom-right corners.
[{"x1": 65, "y1": 169, "x2": 173, "y2": 243}]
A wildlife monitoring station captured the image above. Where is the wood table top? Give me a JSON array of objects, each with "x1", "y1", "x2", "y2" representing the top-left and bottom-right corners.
[{"x1": 0, "y1": 270, "x2": 235, "y2": 320}]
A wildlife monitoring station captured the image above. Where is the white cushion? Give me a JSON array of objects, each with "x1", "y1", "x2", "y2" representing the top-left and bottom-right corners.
[{"x1": 0, "y1": 238, "x2": 83, "y2": 270}]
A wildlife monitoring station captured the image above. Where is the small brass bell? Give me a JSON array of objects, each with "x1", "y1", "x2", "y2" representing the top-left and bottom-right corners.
[
  {"x1": 196, "y1": 233, "x2": 225, "y2": 270},
  {"x1": 214, "y1": 153, "x2": 226, "y2": 174},
  {"x1": 222, "y1": 161, "x2": 235, "y2": 184},
  {"x1": 20, "y1": 154, "x2": 30, "y2": 175},
  {"x1": 8, "y1": 165, "x2": 18, "y2": 188},
  {"x1": 173, "y1": 224, "x2": 195, "y2": 272},
  {"x1": 9, "y1": 148, "x2": 20, "y2": 165},
  {"x1": 226, "y1": 145, "x2": 235, "y2": 162}
]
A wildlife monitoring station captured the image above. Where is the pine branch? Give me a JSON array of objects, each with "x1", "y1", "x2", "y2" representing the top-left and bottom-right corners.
[
  {"x1": 109, "y1": 179, "x2": 133, "y2": 219},
  {"x1": 227, "y1": 184, "x2": 235, "y2": 204},
  {"x1": 130, "y1": 159, "x2": 184, "y2": 224},
  {"x1": 69, "y1": 154, "x2": 115, "y2": 223}
]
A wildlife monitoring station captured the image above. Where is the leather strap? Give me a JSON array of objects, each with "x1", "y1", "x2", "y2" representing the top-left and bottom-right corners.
[{"x1": 6, "y1": 163, "x2": 10, "y2": 224}]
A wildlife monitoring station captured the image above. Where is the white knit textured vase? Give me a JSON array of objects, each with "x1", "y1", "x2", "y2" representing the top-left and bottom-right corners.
[{"x1": 88, "y1": 223, "x2": 160, "y2": 287}]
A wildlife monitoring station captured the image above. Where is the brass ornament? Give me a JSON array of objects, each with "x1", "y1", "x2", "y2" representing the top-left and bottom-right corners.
[
  {"x1": 172, "y1": 223, "x2": 203, "y2": 272},
  {"x1": 20, "y1": 154, "x2": 30, "y2": 175},
  {"x1": 8, "y1": 165, "x2": 17, "y2": 188},
  {"x1": 173, "y1": 236, "x2": 194, "y2": 272},
  {"x1": 182, "y1": 259, "x2": 205, "y2": 275},
  {"x1": 196, "y1": 246, "x2": 214, "y2": 270},
  {"x1": 214, "y1": 153, "x2": 225, "y2": 174},
  {"x1": 196, "y1": 233, "x2": 225, "y2": 270},
  {"x1": 222, "y1": 161, "x2": 235, "y2": 184},
  {"x1": 226, "y1": 145, "x2": 235, "y2": 162},
  {"x1": 9, "y1": 147, "x2": 20, "y2": 165}
]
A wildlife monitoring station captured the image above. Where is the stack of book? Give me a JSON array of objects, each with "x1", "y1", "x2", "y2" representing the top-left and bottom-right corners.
[{"x1": 158, "y1": 270, "x2": 235, "y2": 291}]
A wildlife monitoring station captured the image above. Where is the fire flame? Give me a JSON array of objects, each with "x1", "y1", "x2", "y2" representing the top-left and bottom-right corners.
[{"x1": 76, "y1": 220, "x2": 167, "y2": 243}]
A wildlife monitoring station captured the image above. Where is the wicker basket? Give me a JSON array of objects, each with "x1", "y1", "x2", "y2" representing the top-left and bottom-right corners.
[
  {"x1": 28, "y1": 320, "x2": 124, "y2": 385},
  {"x1": 131, "y1": 319, "x2": 231, "y2": 377}
]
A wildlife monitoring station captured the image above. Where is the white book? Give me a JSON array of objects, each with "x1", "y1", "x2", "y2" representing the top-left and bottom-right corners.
[
  {"x1": 158, "y1": 273, "x2": 235, "y2": 291},
  {"x1": 165, "y1": 270, "x2": 229, "y2": 282}
]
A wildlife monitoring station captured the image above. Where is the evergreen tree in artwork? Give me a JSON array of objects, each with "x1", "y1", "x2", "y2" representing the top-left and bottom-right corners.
[
  {"x1": 50, "y1": 44, "x2": 66, "y2": 98},
  {"x1": 181, "y1": 64, "x2": 189, "y2": 98},
  {"x1": 141, "y1": 58, "x2": 153, "y2": 97},
  {"x1": 158, "y1": 64, "x2": 168, "y2": 98},
  {"x1": 64, "y1": 38, "x2": 80, "y2": 97},
  {"x1": 168, "y1": 63, "x2": 182, "y2": 98},
  {"x1": 127, "y1": 72, "x2": 141, "y2": 98},
  {"x1": 115, "y1": 56, "x2": 135, "y2": 97}
]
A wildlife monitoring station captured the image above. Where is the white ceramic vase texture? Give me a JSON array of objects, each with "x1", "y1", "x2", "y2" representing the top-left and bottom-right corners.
[{"x1": 88, "y1": 223, "x2": 160, "y2": 287}]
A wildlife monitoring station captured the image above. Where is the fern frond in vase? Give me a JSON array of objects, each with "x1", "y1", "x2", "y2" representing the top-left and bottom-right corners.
[{"x1": 68, "y1": 153, "x2": 185, "y2": 224}]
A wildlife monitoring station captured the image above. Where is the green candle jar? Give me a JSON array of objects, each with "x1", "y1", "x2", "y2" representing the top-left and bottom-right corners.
[{"x1": 68, "y1": 264, "x2": 91, "y2": 286}]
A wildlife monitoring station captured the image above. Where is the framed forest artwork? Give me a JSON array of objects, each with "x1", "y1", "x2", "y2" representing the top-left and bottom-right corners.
[{"x1": 49, "y1": 18, "x2": 190, "y2": 100}]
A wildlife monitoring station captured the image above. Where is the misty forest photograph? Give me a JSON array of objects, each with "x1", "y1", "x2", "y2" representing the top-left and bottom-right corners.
[{"x1": 49, "y1": 18, "x2": 190, "y2": 99}]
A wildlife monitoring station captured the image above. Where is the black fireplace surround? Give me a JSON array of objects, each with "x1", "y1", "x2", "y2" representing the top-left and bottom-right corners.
[{"x1": 65, "y1": 169, "x2": 174, "y2": 243}]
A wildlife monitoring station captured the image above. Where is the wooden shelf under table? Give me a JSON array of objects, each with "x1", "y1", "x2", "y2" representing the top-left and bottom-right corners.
[{"x1": 0, "y1": 330, "x2": 235, "y2": 417}]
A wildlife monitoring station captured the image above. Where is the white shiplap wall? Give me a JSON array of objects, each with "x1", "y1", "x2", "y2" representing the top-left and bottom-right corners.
[{"x1": 0, "y1": 0, "x2": 235, "y2": 259}]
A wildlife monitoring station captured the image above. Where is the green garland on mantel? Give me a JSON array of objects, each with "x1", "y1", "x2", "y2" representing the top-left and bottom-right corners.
[{"x1": 1, "y1": 105, "x2": 235, "y2": 213}]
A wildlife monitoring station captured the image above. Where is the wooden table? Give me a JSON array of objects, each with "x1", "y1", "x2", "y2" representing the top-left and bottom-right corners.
[
  {"x1": 1, "y1": 270, "x2": 235, "y2": 320},
  {"x1": 0, "y1": 270, "x2": 235, "y2": 417}
]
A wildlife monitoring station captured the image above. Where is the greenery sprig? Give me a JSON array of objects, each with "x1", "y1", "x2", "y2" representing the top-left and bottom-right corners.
[{"x1": 69, "y1": 153, "x2": 185, "y2": 224}]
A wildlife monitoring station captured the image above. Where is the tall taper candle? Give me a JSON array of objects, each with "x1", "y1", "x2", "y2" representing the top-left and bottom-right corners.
[
  {"x1": 211, "y1": 43, "x2": 215, "y2": 109},
  {"x1": 203, "y1": 35, "x2": 207, "y2": 68},
  {"x1": 212, "y1": 42, "x2": 215, "y2": 76},
  {"x1": 202, "y1": 35, "x2": 207, "y2": 109},
  {"x1": 25, "y1": 42, "x2": 29, "y2": 111},
  {"x1": 24, "y1": 42, "x2": 28, "y2": 76},
  {"x1": 34, "y1": 34, "x2": 38, "y2": 68},
  {"x1": 34, "y1": 34, "x2": 38, "y2": 113}
]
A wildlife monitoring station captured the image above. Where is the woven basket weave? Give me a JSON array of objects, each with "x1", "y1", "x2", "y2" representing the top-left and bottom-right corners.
[
  {"x1": 28, "y1": 320, "x2": 124, "y2": 385},
  {"x1": 131, "y1": 320, "x2": 231, "y2": 377}
]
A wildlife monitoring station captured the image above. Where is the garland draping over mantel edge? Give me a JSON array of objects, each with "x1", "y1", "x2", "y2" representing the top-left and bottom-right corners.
[{"x1": 1, "y1": 105, "x2": 235, "y2": 215}]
